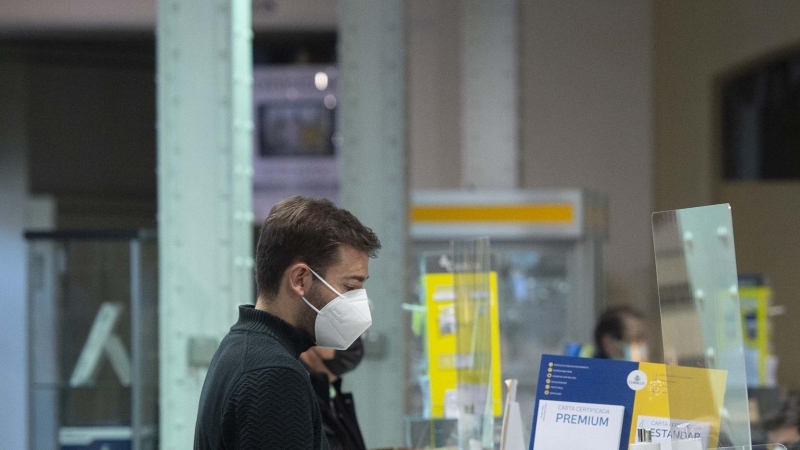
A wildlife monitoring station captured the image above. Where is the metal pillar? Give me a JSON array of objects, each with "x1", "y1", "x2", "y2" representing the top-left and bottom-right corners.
[
  {"x1": 337, "y1": 1, "x2": 407, "y2": 447},
  {"x1": 0, "y1": 60, "x2": 29, "y2": 450},
  {"x1": 461, "y1": 0, "x2": 519, "y2": 188},
  {"x1": 156, "y1": 0, "x2": 253, "y2": 448}
]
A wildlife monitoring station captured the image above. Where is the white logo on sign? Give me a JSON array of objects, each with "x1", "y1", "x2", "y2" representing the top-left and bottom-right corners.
[{"x1": 627, "y1": 370, "x2": 648, "y2": 391}]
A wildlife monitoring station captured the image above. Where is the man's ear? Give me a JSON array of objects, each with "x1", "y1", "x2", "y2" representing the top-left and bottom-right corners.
[{"x1": 285, "y1": 263, "x2": 313, "y2": 298}]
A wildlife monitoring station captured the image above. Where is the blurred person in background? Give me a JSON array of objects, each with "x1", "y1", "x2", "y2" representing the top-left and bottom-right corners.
[
  {"x1": 593, "y1": 305, "x2": 649, "y2": 361},
  {"x1": 301, "y1": 338, "x2": 367, "y2": 450}
]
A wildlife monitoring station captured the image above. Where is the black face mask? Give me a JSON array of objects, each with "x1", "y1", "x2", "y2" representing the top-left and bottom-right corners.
[{"x1": 323, "y1": 336, "x2": 364, "y2": 376}]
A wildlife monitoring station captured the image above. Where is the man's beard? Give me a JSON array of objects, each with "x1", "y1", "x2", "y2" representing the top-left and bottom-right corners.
[{"x1": 299, "y1": 284, "x2": 324, "y2": 339}]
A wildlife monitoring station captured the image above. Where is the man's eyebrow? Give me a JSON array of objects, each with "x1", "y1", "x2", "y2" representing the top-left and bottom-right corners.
[{"x1": 346, "y1": 275, "x2": 368, "y2": 282}]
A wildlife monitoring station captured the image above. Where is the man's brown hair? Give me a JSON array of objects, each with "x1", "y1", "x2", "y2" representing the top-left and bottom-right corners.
[{"x1": 255, "y1": 196, "x2": 381, "y2": 299}]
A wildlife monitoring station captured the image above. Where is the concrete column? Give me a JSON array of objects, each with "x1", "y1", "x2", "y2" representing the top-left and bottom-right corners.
[
  {"x1": 337, "y1": 1, "x2": 407, "y2": 447},
  {"x1": 156, "y1": 0, "x2": 253, "y2": 447},
  {"x1": 0, "y1": 60, "x2": 29, "y2": 450},
  {"x1": 461, "y1": 0, "x2": 519, "y2": 188}
]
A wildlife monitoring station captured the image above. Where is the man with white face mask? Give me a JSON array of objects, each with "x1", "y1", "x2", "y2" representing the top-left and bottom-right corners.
[
  {"x1": 593, "y1": 305, "x2": 650, "y2": 362},
  {"x1": 194, "y1": 196, "x2": 381, "y2": 450}
]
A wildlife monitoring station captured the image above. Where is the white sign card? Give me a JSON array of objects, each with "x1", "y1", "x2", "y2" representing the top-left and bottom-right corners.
[
  {"x1": 636, "y1": 416, "x2": 711, "y2": 450},
  {"x1": 532, "y1": 400, "x2": 625, "y2": 450}
]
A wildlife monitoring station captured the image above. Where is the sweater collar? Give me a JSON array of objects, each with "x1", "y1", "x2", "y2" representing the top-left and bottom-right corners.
[{"x1": 234, "y1": 305, "x2": 315, "y2": 359}]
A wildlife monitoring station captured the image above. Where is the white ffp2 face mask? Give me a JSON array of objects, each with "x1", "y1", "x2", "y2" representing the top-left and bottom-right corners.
[
  {"x1": 302, "y1": 268, "x2": 372, "y2": 350},
  {"x1": 624, "y1": 342, "x2": 649, "y2": 362}
]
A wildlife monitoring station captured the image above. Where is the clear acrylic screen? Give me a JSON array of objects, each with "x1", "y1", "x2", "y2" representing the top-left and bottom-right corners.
[
  {"x1": 652, "y1": 204, "x2": 751, "y2": 448},
  {"x1": 408, "y1": 243, "x2": 571, "y2": 443}
]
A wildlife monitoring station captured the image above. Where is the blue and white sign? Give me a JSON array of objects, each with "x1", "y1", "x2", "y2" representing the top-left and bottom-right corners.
[{"x1": 529, "y1": 355, "x2": 639, "y2": 450}]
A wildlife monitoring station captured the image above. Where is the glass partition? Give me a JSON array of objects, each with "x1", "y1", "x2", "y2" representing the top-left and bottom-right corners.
[
  {"x1": 406, "y1": 242, "x2": 576, "y2": 448},
  {"x1": 493, "y1": 244, "x2": 571, "y2": 438},
  {"x1": 406, "y1": 239, "x2": 507, "y2": 449},
  {"x1": 404, "y1": 251, "x2": 459, "y2": 448},
  {"x1": 652, "y1": 205, "x2": 751, "y2": 449},
  {"x1": 452, "y1": 237, "x2": 496, "y2": 450}
]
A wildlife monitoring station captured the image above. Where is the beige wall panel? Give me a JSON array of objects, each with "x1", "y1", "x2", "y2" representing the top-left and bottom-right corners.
[
  {"x1": 407, "y1": 0, "x2": 462, "y2": 189},
  {"x1": 519, "y1": 1, "x2": 656, "y2": 312},
  {"x1": 721, "y1": 183, "x2": 800, "y2": 388},
  {"x1": 654, "y1": 0, "x2": 800, "y2": 211}
]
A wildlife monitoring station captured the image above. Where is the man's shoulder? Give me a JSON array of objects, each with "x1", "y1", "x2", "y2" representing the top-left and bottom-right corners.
[
  {"x1": 221, "y1": 330, "x2": 305, "y2": 375},
  {"x1": 236, "y1": 365, "x2": 311, "y2": 397},
  {"x1": 199, "y1": 331, "x2": 309, "y2": 413}
]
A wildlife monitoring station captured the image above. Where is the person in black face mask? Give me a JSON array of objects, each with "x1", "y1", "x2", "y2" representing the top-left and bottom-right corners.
[{"x1": 300, "y1": 337, "x2": 367, "y2": 450}]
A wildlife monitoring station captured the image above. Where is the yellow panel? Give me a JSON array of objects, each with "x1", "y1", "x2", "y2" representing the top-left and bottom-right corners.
[
  {"x1": 425, "y1": 272, "x2": 503, "y2": 418},
  {"x1": 739, "y1": 286, "x2": 772, "y2": 386},
  {"x1": 411, "y1": 204, "x2": 574, "y2": 224},
  {"x1": 425, "y1": 273, "x2": 457, "y2": 419},
  {"x1": 629, "y1": 363, "x2": 728, "y2": 447}
]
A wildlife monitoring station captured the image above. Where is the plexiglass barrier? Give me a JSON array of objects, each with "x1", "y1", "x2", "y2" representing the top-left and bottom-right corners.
[
  {"x1": 404, "y1": 251, "x2": 459, "y2": 449},
  {"x1": 452, "y1": 237, "x2": 497, "y2": 450},
  {"x1": 407, "y1": 243, "x2": 574, "y2": 445},
  {"x1": 652, "y1": 205, "x2": 751, "y2": 449},
  {"x1": 405, "y1": 238, "x2": 504, "y2": 449}
]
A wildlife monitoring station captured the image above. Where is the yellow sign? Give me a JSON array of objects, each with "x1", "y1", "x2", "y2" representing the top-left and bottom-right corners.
[
  {"x1": 629, "y1": 363, "x2": 728, "y2": 448},
  {"x1": 411, "y1": 204, "x2": 574, "y2": 224},
  {"x1": 739, "y1": 286, "x2": 773, "y2": 386},
  {"x1": 424, "y1": 272, "x2": 503, "y2": 418}
]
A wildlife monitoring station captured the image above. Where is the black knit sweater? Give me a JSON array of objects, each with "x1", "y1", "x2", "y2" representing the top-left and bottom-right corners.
[{"x1": 194, "y1": 305, "x2": 330, "y2": 450}]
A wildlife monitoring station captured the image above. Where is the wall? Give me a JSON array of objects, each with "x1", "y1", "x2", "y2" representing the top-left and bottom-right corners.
[
  {"x1": 0, "y1": 38, "x2": 160, "y2": 229},
  {"x1": 654, "y1": 0, "x2": 800, "y2": 211},
  {"x1": 0, "y1": 60, "x2": 29, "y2": 450},
  {"x1": 654, "y1": 0, "x2": 800, "y2": 387},
  {"x1": 519, "y1": 1, "x2": 656, "y2": 311},
  {"x1": 27, "y1": 54, "x2": 156, "y2": 200},
  {"x1": 407, "y1": 0, "x2": 461, "y2": 189},
  {"x1": 720, "y1": 184, "x2": 800, "y2": 388}
]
